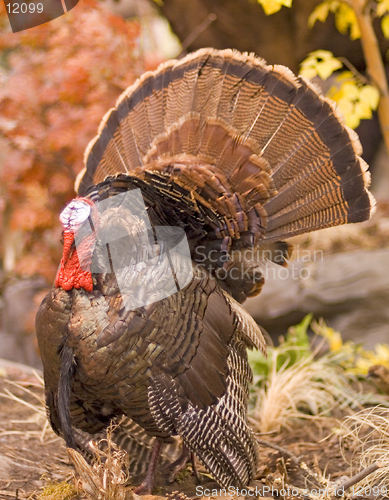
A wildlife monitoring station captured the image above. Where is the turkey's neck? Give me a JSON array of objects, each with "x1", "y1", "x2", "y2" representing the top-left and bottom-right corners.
[{"x1": 55, "y1": 229, "x2": 95, "y2": 292}]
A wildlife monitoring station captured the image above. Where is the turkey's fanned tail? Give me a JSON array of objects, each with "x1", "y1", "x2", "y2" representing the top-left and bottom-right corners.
[
  {"x1": 79, "y1": 49, "x2": 374, "y2": 240},
  {"x1": 149, "y1": 340, "x2": 259, "y2": 488}
]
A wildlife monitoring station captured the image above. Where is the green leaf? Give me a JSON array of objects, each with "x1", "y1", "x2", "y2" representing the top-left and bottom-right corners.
[
  {"x1": 286, "y1": 313, "x2": 313, "y2": 348},
  {"x1": 249, "y1": 314, "x2": 313, "y2": 381},
  {"x1": 248, "y1": 349, "x2": 270, "y2": 379}
]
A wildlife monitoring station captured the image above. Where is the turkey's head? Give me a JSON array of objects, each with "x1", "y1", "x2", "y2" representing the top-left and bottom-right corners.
[{"x1": 55, "y1": 198, "x2": 98, "y2": 292}]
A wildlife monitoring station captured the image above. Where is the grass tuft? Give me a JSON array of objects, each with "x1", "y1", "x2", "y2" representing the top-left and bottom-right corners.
[
  {"x1": 68, "y1": 424, "x2": 130, "y2": 500},
  {"x1": 248, "y1": 316, "x2": 389, "y2": 433},
  {"x1": 340, "y1": 407, "x2": 389, "y2": 490}
]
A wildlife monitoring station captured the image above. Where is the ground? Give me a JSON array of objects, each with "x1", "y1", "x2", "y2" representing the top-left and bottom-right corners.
[{"x1": 0, "y1": 360, "x2": 383, "y2": 500}]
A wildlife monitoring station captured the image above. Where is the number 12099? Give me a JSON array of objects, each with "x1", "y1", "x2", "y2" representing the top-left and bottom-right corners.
[{"x1": 6, "y1": 3, "x2": 44, "y2": 13}]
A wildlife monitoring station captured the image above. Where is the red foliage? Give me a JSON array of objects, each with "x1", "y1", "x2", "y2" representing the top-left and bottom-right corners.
[{"x1": 0, "y1": 0, "x2": 144, "y2": 281}]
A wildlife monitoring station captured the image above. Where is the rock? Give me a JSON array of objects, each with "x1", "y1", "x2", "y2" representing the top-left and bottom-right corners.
[
  {"x1": 244, "y1": 248, "x2": 389, "y2": 348},
  {"x1": 0, "y1": 277, "x2": 48, "y2": 368}
]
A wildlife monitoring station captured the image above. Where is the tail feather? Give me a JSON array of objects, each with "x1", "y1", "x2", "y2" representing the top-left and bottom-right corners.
[
  {"x1": 58, "y1": 342, "x2": 77, "y2": 450},
  {"x1": 148, "y1": 337, "x2": 259, "y2": 488},
  {"x1": 71, "y1": 418, "x2": 181, "y2": 479},
  {"x1": 178, "y1": 404, "x2": 258, "y2": 488},
  {"x1": 79, "y1": 48, "x2": 374, "y2": 248}
]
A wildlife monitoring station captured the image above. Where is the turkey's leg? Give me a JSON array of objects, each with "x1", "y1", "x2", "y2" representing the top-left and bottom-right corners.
[
  {"x1": 162, "y1": 445, "x2": 200, "y2": 484},
  {"x1": 134, "y1": 440, "x2": 162, "y2": 495}
]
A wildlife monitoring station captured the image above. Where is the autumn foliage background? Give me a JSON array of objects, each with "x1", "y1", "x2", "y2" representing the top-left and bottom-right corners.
[{"x1": 0, "y1": 0, "x2": 150, "y2": 283}]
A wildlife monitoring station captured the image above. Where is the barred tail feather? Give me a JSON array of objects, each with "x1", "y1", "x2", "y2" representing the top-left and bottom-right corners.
[{"x1": 149, "y1": 340, "x2": 259, "y2": 488}]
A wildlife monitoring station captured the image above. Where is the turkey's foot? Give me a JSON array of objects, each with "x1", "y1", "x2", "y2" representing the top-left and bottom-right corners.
[
  {"x1": 163, "y1": 445, "x2": 200, "y2": 484},
  {"x1": 134, "y1": 440, "x2": 162, "y2": 495}
]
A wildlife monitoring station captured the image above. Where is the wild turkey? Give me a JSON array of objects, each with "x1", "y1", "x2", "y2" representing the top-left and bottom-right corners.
[{"x1": 36, "y1": 48, "x2": 375, "y2": 493}]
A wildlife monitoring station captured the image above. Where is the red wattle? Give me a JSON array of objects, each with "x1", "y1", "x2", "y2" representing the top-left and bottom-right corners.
[{"x1": 55, "y1": 230, "x2": 94, "y2": 292}]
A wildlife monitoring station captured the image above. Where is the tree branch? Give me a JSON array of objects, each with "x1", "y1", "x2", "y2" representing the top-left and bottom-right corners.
[
  {"x1": 333, "y1": 462, "x2": 382, "y2": 497},
  {"x1": 351, "y1": 0, "x2": 389, "y2": 163}
]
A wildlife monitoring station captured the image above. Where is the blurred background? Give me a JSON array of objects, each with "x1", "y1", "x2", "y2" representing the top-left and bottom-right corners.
[{"x1": 0, "y1": 0, "x2": 388, "y2": 368}]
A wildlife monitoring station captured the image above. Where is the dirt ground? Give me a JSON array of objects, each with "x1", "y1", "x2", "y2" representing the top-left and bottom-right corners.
[{"x1": 1, "y1": 360, "x2": 381, "y2": 500}]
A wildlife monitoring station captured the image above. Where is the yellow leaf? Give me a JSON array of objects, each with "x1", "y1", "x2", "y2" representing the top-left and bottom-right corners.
[
  {"x1": 299, "y1": 67, "x2": 318, "y2": 79},
  {"x1": 345, "y1": 113, "x2": 360, "y2": 129},
  {"x1": 258, "y1": 0, "x2": 292, "y2": 15},
  {"x1": 330, "y1": 79, "x2": 379, "y2": 128},
  {"x1": 329, "y1": 332, "x2": 343, "y2": 351},
  {"x1": 300, "y1": 56, "x2": 317, "y2": 68},
  {"x1": 328, "y1": 0, "x2": 341, "y2": 13},
  {"x1": 335, "y1": 4, "x2": 360, "y2": 39},
  {"x1": 299, "y1": 50, "x2": 342, "y2": 80},
  {"x1": 355, "y1": 102, "x2": 372, "y2": 120},
  {"x1": 328, "y1": 85, "x2": 342, "y2": 102},
  {"x1": 350, "y1": 19, "x2": 361, "y2": 40},
  {"x1": 316, "y1": 58, "x2": 343, "y2": 79},
  {"x1": 382, "y1": 15, "x2": 389, "y2": 38},
  {"x1": 374, "y1": 344, "x2": 389, "y2": 365},
  {"x1": 354, "y1": 357, "x2": 371, "y2": 375},
  {"x1": 337, "y1": 97, "x2": 360, "y2": 128},
  {"x1": 308, "y1": 2, "x2": 331, "y2": 28},
  {"x1": 309, "y1": 49, "x2": 335, "y2": 59},
  {"x1": 359, "y1": 85, "x2": 380, "y2": 109},
  {"x1": 335, "y1": 70, "x2": 354, "y2": 82},
  {"x1": 337, "y1": 96, "x2": 354, "y2": 116},
  {"x1": 341, "y1": 82, "x2": 360, "y2": 100},
  {"x1": 377, "y1": 0, "x2": 389, "y2": 17}
]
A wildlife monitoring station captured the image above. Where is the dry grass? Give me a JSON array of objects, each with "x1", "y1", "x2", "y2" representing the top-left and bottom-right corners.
[
  {"x1": 0, "y1": 373, "x2": 52, "y2": 442},
  {"x1": 0, "y1": 373, "x2": 132, "y2": 499},
  {"x1": 250, "y1": 345, "x2": 369, "y2": 433},
  {"x1": 68, "y1": 424, "x2": 131, "y2": 500},
  {"x1": 340, "y1": 407, "x2": 389, "y2": 491}
]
